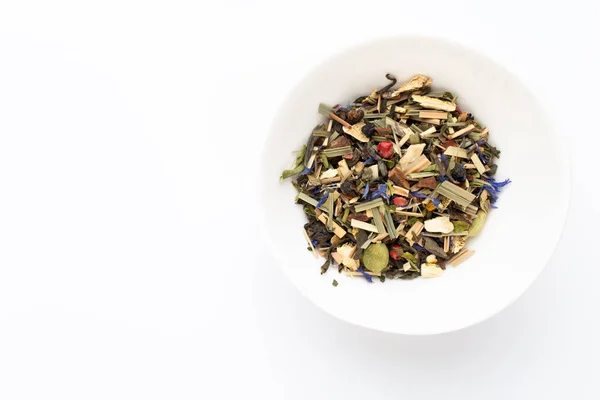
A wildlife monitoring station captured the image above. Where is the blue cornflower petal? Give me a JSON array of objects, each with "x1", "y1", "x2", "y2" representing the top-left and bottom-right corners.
[
  {"x1": 409, "y1": 191, "x2": 427, "y2": 199},
  {"x1": 488, "y1": 178, "x2": 511, "y2": 191},
  {"x1": 486, "y1": 189, "x2": 499, "y2": 203},
  {"x1": 337, "y1": 104, "x2": 353, "y2": 111},
  {"x1": 481, "y1": 178, "x2": 511, "y2": 204},
  {"x1": 370, "y1": 184, "x2": 389, "y2": 202},
  {"x1": 357, "y1": 267, "x2": 373, "y2": 283},
  {"x1": 363, "y1": 157, "x2": 375, "y2": 165},
  {"x1": 475, "y1": 144, "x2": 488, "y2": 164},
  {"x1": 311, "y1": 240, "x2": 318, "y2": 247},
  {"x1": 437, "y1": 176, "x2": 449, "y2": 183},
  {"x1": 440, "y1": 153, "x2": 448, "y2": 167},
  {"x1": 409, "y1": 191, "x2": 441, "y2": 207},
  {"x1": 362, "y1": 181, "x2": 370, "y2": 199},
  {"x1": 316, "y1": 191, "x2": 329, "y2": 208},
  {"x1": 300, "y1": 166, "x2": 313, "y2": 175},
  {"x1": 413, "y1": 244, "x2": 425, "y2": 252}
]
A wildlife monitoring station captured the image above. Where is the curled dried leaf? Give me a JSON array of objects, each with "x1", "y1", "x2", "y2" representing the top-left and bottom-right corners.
[
  {"x1": 390, "y1": 75, "x2": 433, "y2": 97},
  {"x1": 343, "y1": 123, "x2": 370, "y2": 143}
]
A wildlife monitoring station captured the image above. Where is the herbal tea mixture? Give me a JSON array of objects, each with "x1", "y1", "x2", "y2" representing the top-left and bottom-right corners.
[{"x1": 280, "y1": 74, "x2": 510, "y2": 283}]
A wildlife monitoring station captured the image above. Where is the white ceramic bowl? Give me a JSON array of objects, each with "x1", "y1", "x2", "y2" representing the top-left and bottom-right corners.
[{"x1": 260, "y1": 36, "x2": 569, "y2": 335}]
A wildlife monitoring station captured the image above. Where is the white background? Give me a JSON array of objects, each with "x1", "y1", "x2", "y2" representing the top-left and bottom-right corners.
[{"x1": 0, "y1": 1, "x2": 597, "y2": 399}]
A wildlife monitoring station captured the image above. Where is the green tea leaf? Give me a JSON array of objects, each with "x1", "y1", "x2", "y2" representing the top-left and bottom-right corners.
[
  {"x1": 452, "y1": 221, "x2": 469, "y2": 233},
  {"x1": 401, "y1": 252, "x2": 417, "y2": 264},
  {"x1": 280, "y1": 164, "x2": 305, "y2": 181}
]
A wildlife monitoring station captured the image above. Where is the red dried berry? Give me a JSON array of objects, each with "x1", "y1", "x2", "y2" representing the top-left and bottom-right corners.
[
  {"x1": 377, "y1": 141, "x2": 394, "y2": 159},
  {"x1": 389, "y1": 245, "x2": 402, "y2": 260},
  {"x1": 392, "y1": 196, "x2": 408, "y2": 207}
]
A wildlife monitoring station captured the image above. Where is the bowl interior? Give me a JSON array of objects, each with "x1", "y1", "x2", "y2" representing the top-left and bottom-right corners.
[{"x1": 260, "y1": 36, "x2": 569, "y2": 334}]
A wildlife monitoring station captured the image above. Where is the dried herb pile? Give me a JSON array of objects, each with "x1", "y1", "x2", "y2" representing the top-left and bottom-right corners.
[{"x1": 280, "y1": 74, "x2": 510, "y2": 283}]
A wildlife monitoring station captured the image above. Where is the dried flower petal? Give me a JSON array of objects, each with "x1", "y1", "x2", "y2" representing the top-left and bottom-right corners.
[
  {"x1": 424, "y1": 216, "x2": 454, "y2": 234},
  {"x1": 421, "y1": 263, "x2": 444, "y2": 278}
]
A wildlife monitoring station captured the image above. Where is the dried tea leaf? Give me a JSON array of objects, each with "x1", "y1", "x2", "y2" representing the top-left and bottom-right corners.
[
  {"x1": 423, "y1": 237, "x2": 447, "y2": 258},
  {"x1": 452, "y1": 221, "x2": 470, "y2": 233}
]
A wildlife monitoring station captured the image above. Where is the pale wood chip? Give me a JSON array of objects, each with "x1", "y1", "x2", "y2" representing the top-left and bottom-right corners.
[
  {"x1": 447, "y1": 249, "x2": 475, "y2": 266},
  {"x1": 444, "y1": 146, "x2": 469, "y2": 158},
  {"x1": 419, "y1": 127, "x2": 437, "y2": 137},
  {"x1": 320, "y1": 176, "x2": 341, "y2": 184},
  {"x1": 395, "y1": 210, "x2": 424, "y2": 217},
  {"x1": 317, "y1": 213, "x2": 347, "y2": 238},
  {"x1": 470, "y1": 153, "x2": 486, "y2": 174},
  {"x1": 400, "y1": 144, "x2": 426, "y2": 170},
  {"x1": 412, "y1": 95, "x2": 457, "y2": 112},
  {"x1": 403, "y1": 155, "x2": 431, "y2": 175},
  {"x1": 393, "y1": 185, "x2": 410, "y2": 197},
  {"x1": 419, "y1": 110, "x2": 448, "y2": 119},
  {"x1": 448, "y1": 124, "x2": 475, "y2": 139}
]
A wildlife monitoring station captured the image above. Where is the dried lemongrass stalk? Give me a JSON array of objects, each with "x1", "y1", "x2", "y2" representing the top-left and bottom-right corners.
[
  {"x1": 371, "y1": 207, "x2": 386, "y2": 234},
  {"x1": 437, "y1": 181, "x2": 476, "y2": 207},
  {"x1": 419, "y1": 110, "x2": 448, "y2": 119},
  {"x1": 444, "y1": 146, "x2": 469, "y2": 158},
  {"x1": 351, "y1": 219, "x2": 380, "y2": 233},
  {"x1": 354, "y1": 198, "x2": 385, "y2": 212},
  {"x1": 303, "y1": 227, "x2": 318, "y2": 258},
  {"x1": 447, "y1": 249, "x2": 475, "y2": 266},
  {"x1": 470, "y1": 153, "x2": 486, "y2": 174}
]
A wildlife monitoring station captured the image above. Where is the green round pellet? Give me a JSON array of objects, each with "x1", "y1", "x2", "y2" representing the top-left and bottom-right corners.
[{"x1": 363, "y1": 243, "x2": 389, "y2": 274}]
